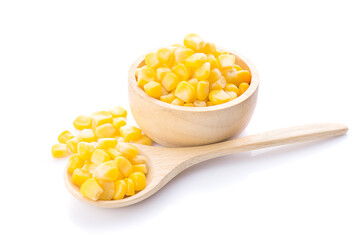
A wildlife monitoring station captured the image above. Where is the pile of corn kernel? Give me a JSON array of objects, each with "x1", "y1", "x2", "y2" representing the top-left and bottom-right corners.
[
  {"x1": 51, "y1": 106, "x2": 151, "y2": 201},
  {"x1": 135, "y1": 33, "x2": 251, "y2": 107}
]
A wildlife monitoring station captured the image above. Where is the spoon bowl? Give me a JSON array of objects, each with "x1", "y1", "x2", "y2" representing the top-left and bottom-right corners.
[{"x1": 65, "y1": 123, "x2": 347, "y2": 208}]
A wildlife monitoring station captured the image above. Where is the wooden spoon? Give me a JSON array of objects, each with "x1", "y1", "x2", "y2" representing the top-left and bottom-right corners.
[{"x1": 65, "y1": 123, "x2": 347, "y2": 208}]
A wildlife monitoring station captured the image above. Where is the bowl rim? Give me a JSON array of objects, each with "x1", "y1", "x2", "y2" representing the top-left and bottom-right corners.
[{"x1": 128, "y1": 48, "x2": 259, "y2": 112}]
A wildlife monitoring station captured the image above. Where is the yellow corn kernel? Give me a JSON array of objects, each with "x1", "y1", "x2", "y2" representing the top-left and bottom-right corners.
[
  {"x1": 223, "y1": 68, "x2": 238, "y2": 84},
  {"x1": 120, "y1": 125, "x2": 142, "y2": 142},
  {"x1": 237, "y1": 70, "x2": 251, "y2": 84},
  {"x1": 145, "y1": 52, "x2": 160, "y2": 68},
  {"x1": 172, "y1": 63, "x2": 189, "y2": 81},
  {"x1": 135, "y1": 68, "x2": 139, "y2": 79},
  {"x1": 114, "y1": 156, "x2": 133, "y2": 177},
  {"x1": 156, "y1": 48, "x2": 172, "y2": 63},
  {"x1": 94, "y1": 161, "x2": 119, "y2": 181},
  {"x1": 234, "y1": 64, "x2": 242, "y2": 71},
  {"x1": 109, "y1": 106, "x2": 127, "y2": 118},
  {"x1": 174, "y1": 81, "x2": 196, "y2": 102},
  {"x1": 161, "y1": 87, "x2": 169, "y2": 96},
  {"x1": 144, "y1": 81, "x2": 162, "y2": 99},
  {"x1": 197, "y1": 80, "x2": 210, "y2": 101},
  {"x1": 137, "y1": 66, "x2": 155, "y2": 88},
  {"x1": 188, "y1": 78, "x2": 199, "y2": 89},
  {"x1": 207, "y1": 101, "x2": 214, "y2": 106},
  {"x1": 66, "y1": 137, "x2": 80, "y2": 153},
  {"x1": 185, "y1": 53, "x2": 207, "y2": 68},
  {"x1": 73, "y1": 115, "x2": 92, "y2": 130},
  {"x1": 209, "y1": 68, "x2": 222, "y2": 83},
  {"x1": 88, "y1": 162, "x2": 99, "y2": 175},
  {"x1": 98, "y1": 180, "x2": 115, "y2": 200},
  {"x1": 184, "y1": 103, "x2": 193, "y2": 107},
  {"x1": 58, "y1": 130, "x2": 74, "y2": 144},
  {"x1": 171, "y1": 98, "x2": 184, "y2": 106},
  {"x1": 215, "y1": 48, "x2": 228, "y2": 57},
  {"x1": 209, "y1": 89, "x2": 231, "y2": 105},
  {"x1": 97, "y1": 138, "x2": 117, "y2": 149},
  {"x1": 80, "y1": 178, "x2": 103, "y2": 201},
  {"x1": 130, "y1": 155, "x2": 148, "y2": 165},
  {"x1": 95, "y1": 123, "x2": 115, "y2": 139},
  {"x1": 133, "y1": 164, "x2": 148, "y2": 174},
  {"x1": 131, "y1": 135, "x2": 152, "y2": 146},
  {"x1": 79, "y1": 129, "x2": 97, "y2": 142},
  {"x1": 199, "y1": 42, "x2": 216, "y2": 54},
  {"x1": 239, "y1": 82, "x2": 250, "y2": 95},
  {"x1": 160, "y1": 93, "x2": 176, "y2": 103},
  {"x1": 112, "y1": 117, "x2": 126, "y2": 131},
  {"x1": 211, "y1": 77, "x2": 226, "y2": 90},
  {"x1": 225, "y1": 91, "x2": 238, "y2": 100},
  {"x1": 91, "y1": 149, "x2": 110, "y2": 164},
  {"x1": 184, "y1": 33, "x2": 204, "y2": 51},
  {"x1": 219, "y1": 54, "x2": 235, "y2": 69},
  {"x1": 113, "y1": 180, "x2": 127, "y2": 200},
  {"x1": 71, "y1": 168, "x2": 91, "y2": 187},
  {"x1": 124, "y1": 178, "x2": 135, "y2": 196},
  {"x1": 193, "y1": 100, "x2": 207, "y2": 107},
  {"x1": 156, "y1": 67, "x2": 172, "y2": 82},
  {"x1": 195, "y1": 62, "x2": 211, "y2": 81},
  {"x1": 162, "y1": 72, "x2": 179, "y2": 92},
  {"x1": 106, "y1": 148, "x2": 122, "y2": 159},
  {"x1": 92, "y1": 111, "x2": 113, "y2": 128},
  {"x1": 174, "y1": 48, "x2": 194, "y2": 63},
  {"x1": 130, "y1": 172, "x2": 146, "y2": 191},
  {"x1": 172, "y1": 43, "x2": 184, "y2": 48},
  {"x1": 225, "y1": 83, "x2": 239, "y2": 95},
  {"x1": 68, "y1": 154, "x2": 86, "y2": 174},
  {"x1": 166, "y1": 54, "x2": 176, "y2": 69},
  {"x1": 116, "y1": 142, "x2": 139, "y2": 159},
  {"x1": 51, "y1": 143, "x2": 69, "y2": 158},
  {"x1": 77, "y1": 142, "x2": 95, "y2": 160},
  {"x1": 116, "y1": 136, "x2": 124, "y2": 143},
  {"x1": 206, "y1": 54, "x2": 219, "y2": 69}
]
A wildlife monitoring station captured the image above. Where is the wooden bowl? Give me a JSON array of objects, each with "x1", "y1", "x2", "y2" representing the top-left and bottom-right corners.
[{"x1": 128, "y1": 50, "x2": 259, "y2": 147}]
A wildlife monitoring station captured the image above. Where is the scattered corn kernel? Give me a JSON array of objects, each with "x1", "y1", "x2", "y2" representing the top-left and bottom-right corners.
[
  {"x1": 131, "y1": 135, "x2": 152, "y2": 146},
  {"x1": 112, "y1": 117, "x2": 126, "y2": 131},
  {"x1": 91, "y1": 149, "x2": 110, "y2": 164},
  {"x1": 79, "y1": 129, "x2": 97, "y2": 142},
  {"x1": 109, "y1": 106, "x2": 127, "y2": 118},
  {"x1": 68, "y1": 154, "x2": 86, "y2": 174},
  {"x1": 113, "y1": 180, "x2": 127, "y2": 200},
  {"x1": 95, "y1": 123, "x2": 115, "y2": 139},
  {"x1": 52, "y1": 143, "x2": 69, "y2": 158},
  {"x1": 58, "y1": 131, "x2": 74, "y2": 144},
  {"x1": 72, "y1": 168, "x2": 91, "y2": 187},
  {"x1": 92, "y1": 111, "x2": 113, "y2": 128},
  {"x1": 120, "y1": 125, "x2": 142, "y2": 142},
  {"x1": 77, "y1": 142, "x2": 95, "y2": 160},
  {"x1": 130, "y1": 172, "x2": 146, "y2": 191},
  {"x1": 80, "y1": 178, "x2": 103, "y2": 201},
  {"x1": 97, "y1": 138, "x2": 117, "y2": 149},
  {"x1": 73, "y1": 115, "x2": 92, "y2": 130},
  {"x1": 66, "y1": 137, "x2": 80, "y2": 153},
  {"x1": 144, "y1": 81, "x2": 162, "y2": 99}
]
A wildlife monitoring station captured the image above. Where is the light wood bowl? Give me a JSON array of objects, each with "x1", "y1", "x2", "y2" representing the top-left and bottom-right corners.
[{"x1": 128, "y1": 50, "x2": 259, "y2": 147}]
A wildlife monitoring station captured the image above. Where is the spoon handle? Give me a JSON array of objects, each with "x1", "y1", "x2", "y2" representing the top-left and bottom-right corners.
[{"x1": 188, "y1": 123, "x2": 348, "y2": 162}]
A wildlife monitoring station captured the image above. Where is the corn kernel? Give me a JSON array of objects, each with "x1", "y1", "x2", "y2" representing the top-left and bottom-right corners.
[
  {"x1": 195, "y1": 62, "x2": 211, "y2": 81},
  {"x1": 137, "y1": 66, "x2": 155, "y2": 88},
  {"x1": 124, "y1": 178, "x2": 135, "y2": 196},
  {"x1": 130, "y1": 172, "x2": 146, "y2": 191},
  {"x1": 114, "y1": 156, "x2": 133, "y2": 177},
  {"x1": 92, "y1": 111, "x2": 113, "y2": 128},
  {"x1": 209, "y1": 89, "x2": 231, "y2": 105},
  {"x1": 97, "y1": 138, "x2": 117, "y2": 149},
  {"x1": 133, "y1": 164, "x2": 148, "y2": 174},
  {"x1": 160, "y1": 93, "x2": 176, "y2": 103},
  {"x1": 120, "y1": 125, "x2": 142, "y2": 142},
  {"x1": 184, "y1": 103, "x2": 193, "y2": 107},
  {"x1": 68, "y1": 154, "x2": 86, "y2": 174},
  {"x1": 109, "y1": 106, "x2": 127, "y2": 118},
  {"x1": 106, "y1": 148, "x2": 122, "y2": 159},
  {"x1": 94, "y1": 161, "x2": 119, "y2": 181},
  {"x1": 95, "y1": 123, "x2": 115, "y2": 139},
  {"x1": 116, "y1": 136, "x2": 124, "y2": 143},
  {"x1": 144, "y1": 81, "x2": 162, "y2": 99},
  {"x1": 199, "y1": 42, "x2": 216, "y2": 54},
  {"x1": 174, "y1": 81, "x2": 196, "y2": 102},
  {"x1": 185, "y1": 53, "x2": 207, "y2": 68},
  {"x1": 219, "y1": 54, "x2": 235, "y2": 69},
  {"x1": 184, "y1": 33, "x2": 205, "y2": 51},
  {"x1": 98, "y1": 180, "x2": 115, "y2": 200},
  {"x1": 58, "y1": 130, "x2": 74, "y2": 144},
  {"x1": 162, "y1": 72, "x2": 179, "y2": 92},
  {"x1": 66, "y1": 137, "x2": 80, "y2": 153},
  {"x1": 131, "y1": 135, "x2": 152, "y2": 146},
  {"x1": 207, "y1": 101, "x2": 214, "y2": 106},
  {"x1": 116, "y1": 143, "x2": 138, "y2": 159},
  {"x1": 88, "y1": 162, "x2": 99, "y2": 175},
  {"x1": 130, "y1": 155, "x2": 148, "y2": 165},
  {"x1": 73, "y1": 115, "x2": 92, "y2": 130},
  {"x1": 197, "y1": 80, "x2": 210, "y2": 101},
  {"x1": 113, "y1": 180, "x2": 127, "y2": 200},
  {"x1": 77, "y1": 142, "x2": 95, "y2": 160},
  {"x1": 79, "y1": 129, "x2": 97, "y2": 142},
  {"x1": 223, "y1": 68, "x2": 238, "y2": 84},
  {"x1": 52, "y1": 143, "x2": 69, "y2": 158},
  {"x1": 156, "y1": 48, "x2": 172, "y2": 63},
  {"x1": 209, "y1": 68, "x2": 222, "y2": 83},
  {"x1": 72, "y1": 168, "x2": 91, "y2": 187},
  {"x1": 225, "y1": 83, "x2": 239, "y2": 95},
  {"x1": 239, "y1": 82, "x2": 250, "y2": 95},
  {"x1": 166, "y1": 55, "x2": 175, "y2": 69},
  {"x1": 80, "y1": 178, "x2": 103, "y2": 201},
  {"x1": 91, "y1": 149, "x2": 110, "y2": 164},
  {"x1": 226, "y1": 91, "x2": 238, "y2": 100},
  {"x1": 211, "y1": 77, "x2": 226, "y2": 90},
  {"x1": 112, "y1": 117, "x2": 126, "y2": 131},
  {"x1": 171, "y1": 98, "x2": 184, "y2": 106},
  {"x1": 174, "y1": 48, "x2": 194, "y2": 63},
  {"x1": 145, "y1": 52, "x2": 160, "y2": 68},
  {"x1": 161, "y1": 87, "x2": 169, "y2": 96},
  {"x1": 156, "y1": 67, "x2": 172, "y2": 82},
  {"x1": 193, "y1": 100, "x2": 207, "y2": 107},
  {"x1": 237, "y1": 70, "x2": 251, "y2": 84},
  {"x1": 188, "y1": 78, "x2": 199, "y2": 89},
  {"x1": 234, "y1": 64, "x2": 242, "y2": 71},
  {"x1": 207, "y1": 54, "x2": 219, "y2": 68},
  {"x1": 172, "y1": 63, "x2": 189, "y2": 81}
]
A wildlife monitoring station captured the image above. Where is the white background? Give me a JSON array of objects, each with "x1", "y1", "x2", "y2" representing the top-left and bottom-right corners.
[{"x1": 1, "y1": 0, "x2": 359, "y2": 239}]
